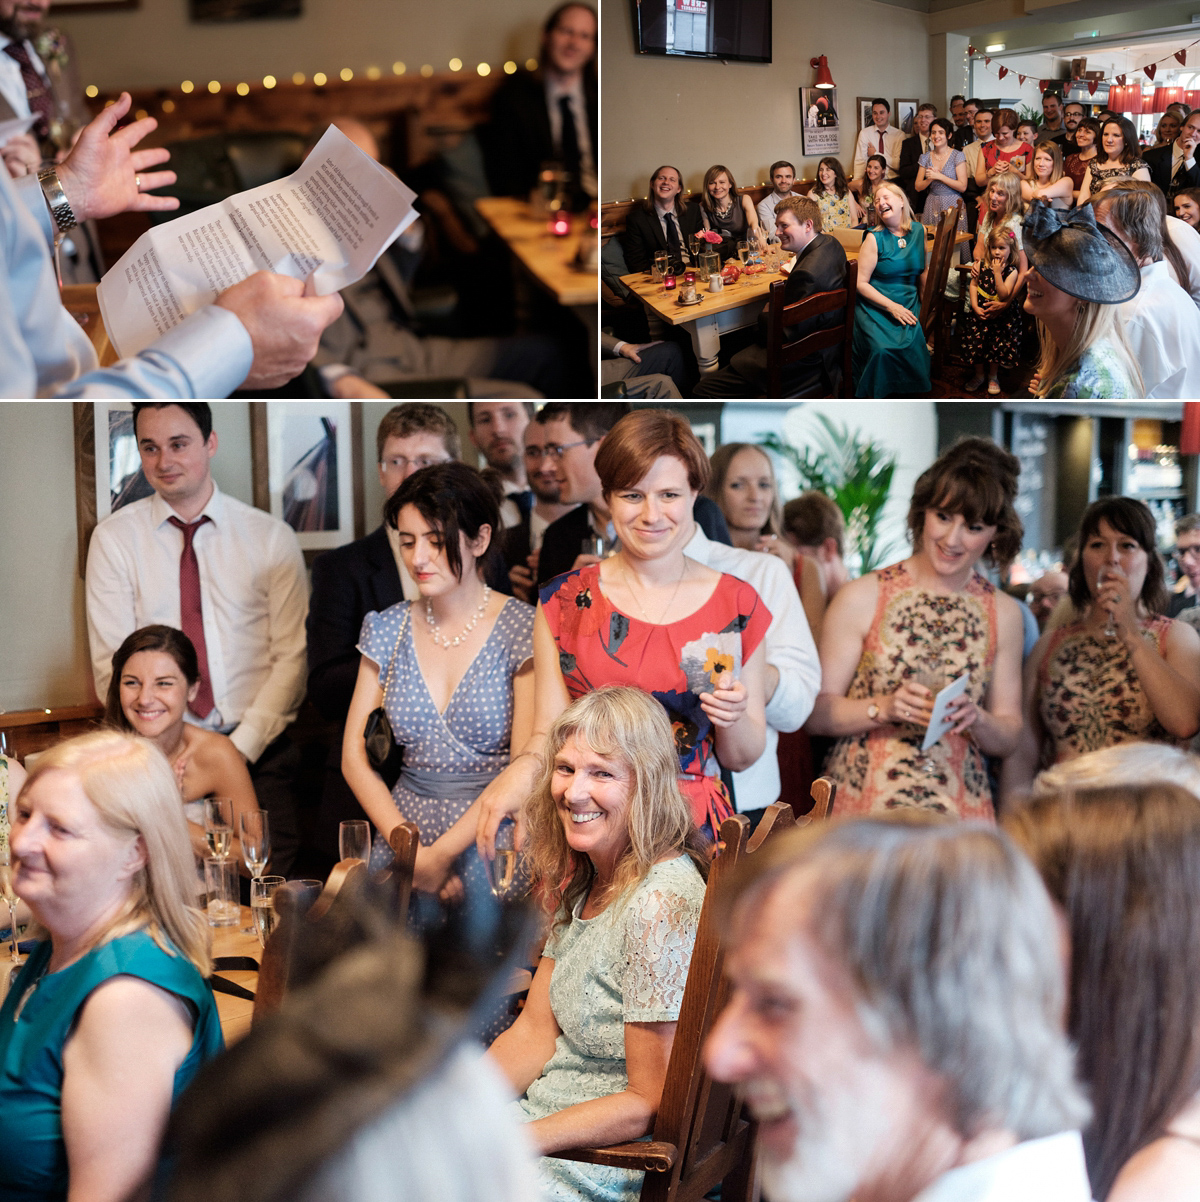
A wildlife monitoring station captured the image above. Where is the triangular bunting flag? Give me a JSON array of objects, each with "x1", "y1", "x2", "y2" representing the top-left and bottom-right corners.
[
  {"x1": 1088, "y1": 80, "x2": 1098, "y2": 95},
  {"x1": 985, "y1": 57, "x2": 991, "y2": 66},
  {"x1": 968, "y1": 44, "x2": 976, "y2": 55},
  {"x1": 1145, "y1": 63, "x2": 1157, "y2": 80},
  {"x1": 1018, "y1": 74, "x2": 1026, "y2": 85},
  {"x1": 998, "y1": 66, "x2": 1009, "y2": 80},
  {"x1": 1116, "y1": 74, "x2": 1126, "y2": 86},
  {"x1": 1039, "y1": 79, "x2": 1049, "y2": 92},
  {"x1": 1177, "y1": 50, "x2": 1188, "y2": 66}
]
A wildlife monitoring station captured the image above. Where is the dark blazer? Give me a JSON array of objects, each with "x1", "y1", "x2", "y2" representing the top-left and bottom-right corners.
[
  {"x1": 896, "y1": 134, "x2": 928, "y2": 214},
  {"x1": 537, "y1": 496, "x2": 732, "y2": 589},
  {"x1": 1143, "y1": 143, "x2": 1200, "y2": 199},
  {"x1": 621, "y1": 203, "x2": 703, "y2": 273},
  {"x1": 951, "y1": 126, "x2": 975, "y2": 151},
  {"x1": 482, "y1": 70, "x2": 598, "y2": 204}
]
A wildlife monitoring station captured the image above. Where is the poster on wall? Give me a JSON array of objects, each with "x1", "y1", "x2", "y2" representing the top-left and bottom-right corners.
[
  {"x1": 190, "y1": 0, "x2": 300, "y2": 22},
  {"x1": 800, "y1": 87, "x2": 840, "y2": 157}
]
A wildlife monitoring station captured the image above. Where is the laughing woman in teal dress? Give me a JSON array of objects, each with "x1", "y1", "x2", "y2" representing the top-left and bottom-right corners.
[
  {"x1": 489, "y1": 687, "x2": 708, "y2": 1202},
  {"x1": 852, "y1": 181, "x2": 932, "y2": 397}
]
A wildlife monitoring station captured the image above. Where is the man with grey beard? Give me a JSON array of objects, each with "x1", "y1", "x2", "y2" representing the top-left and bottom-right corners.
[{"x1": 704, "y1": 816, "x2": 1092, "y2": 1202}]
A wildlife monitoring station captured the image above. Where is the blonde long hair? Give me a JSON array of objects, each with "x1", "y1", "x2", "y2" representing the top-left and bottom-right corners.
[
  {"x1": 871, "y1": 182, "x2": 915, "y2": 235},
  {"x1": 1033, "y1": 300, "x2": 1143, "y2": 399},
  {"x1": 523, "y1": 687, "x2": 708, "y2": 927},
  {"x1": 19, "y1": 730, "x2": 211, "y2": 975}
]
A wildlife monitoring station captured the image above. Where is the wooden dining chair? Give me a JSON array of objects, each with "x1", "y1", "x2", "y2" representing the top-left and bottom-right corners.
[
  {"x1": 764, "y1": 259, "x2": 859, "y2": 399},
  {"x1": 806, "y1": 776, "x2": 837, "y2": 823},
  {"x1": 380, "y1": 820, "x2": 420, "y2": 919},
  {"x1": 554, "y1": 801, "x2": 797, "y2": 1202},
  {"x1": 917, "y1": 201, "x2": 964, "y2": 376}
]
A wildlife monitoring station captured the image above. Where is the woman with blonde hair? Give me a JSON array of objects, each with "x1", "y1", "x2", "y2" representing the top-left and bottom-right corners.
[
  {"x1": 972, "y1": 172, "x2": 1028, "y2": 280},
  {"x1": 1021, "y1": 140, "x2": 1074, "y2": 210},
  {"x1": 0, "y1": 730, "x2": 222, "y2": 1202},
  {"x1": 489, "y1": 686, "x2": 708, "y2": 1202}
]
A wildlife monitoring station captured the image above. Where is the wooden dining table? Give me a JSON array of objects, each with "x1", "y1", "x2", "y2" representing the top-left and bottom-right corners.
[
  {"x1": 210, "y1": 908, "x2": 263, "y2": 1045},
  {"x1": 619, "y1": 228, "x2": 971, "y2": 373}
]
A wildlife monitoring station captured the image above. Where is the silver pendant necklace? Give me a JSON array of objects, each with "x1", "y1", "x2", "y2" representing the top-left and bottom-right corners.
[
  {"x1": 425, "y1": 585, "x2": 491, "y2": 649},
  {"x1": 622, "y1": 559, "x2": 687, "y2": 624}
]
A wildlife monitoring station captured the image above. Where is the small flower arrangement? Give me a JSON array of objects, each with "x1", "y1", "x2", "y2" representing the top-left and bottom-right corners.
[
  {"x1": 34, "y1": 29, "x2": 69, "y2": 71},
  {"x1": 698, "y1": 229, "x2": 723, "y2": 244}
]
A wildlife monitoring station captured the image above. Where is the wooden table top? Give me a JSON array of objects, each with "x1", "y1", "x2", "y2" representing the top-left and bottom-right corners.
[
  {"x1": 211, "y1": 908, "x2": 262, "y2": 1045},
  {"x1": 475, "y1": 196, "x2": 597, "y2": 308}
]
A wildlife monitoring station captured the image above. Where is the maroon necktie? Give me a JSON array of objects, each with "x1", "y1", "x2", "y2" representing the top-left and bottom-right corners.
[
  {"x1": 3, "y1": 41, "x2": 53, "y2": 142},
  {"x1": 878, "y1": 131, "x2": 886, "y2": 155},
  {"x1": 167, "y1": 515, "x2": 215, "y2": 718}
]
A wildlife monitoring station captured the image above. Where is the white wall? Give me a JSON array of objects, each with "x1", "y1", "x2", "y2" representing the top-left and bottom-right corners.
[{"x1": 602, "y1": 0, "x2": 933, "y2": 200}]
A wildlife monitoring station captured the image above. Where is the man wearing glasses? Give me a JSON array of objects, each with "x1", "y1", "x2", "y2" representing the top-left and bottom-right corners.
[
  {"x1": 305, "y1": 404, "x2": 458, "y2": 863},
  {"x1": 1170, "y1": 514, "x2": 1200, "y2": 617}
]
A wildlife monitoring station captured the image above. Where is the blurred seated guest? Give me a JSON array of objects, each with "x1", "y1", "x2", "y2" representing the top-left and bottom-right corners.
[
  {"x1": 621, "y1": 165, "x2": 702, "y2": 274},
  {"x1": 809, "y1": 436, "x2": 1025, "y2": 819},
  {"x1": 915, "y1": 117, "x2": 968, "y2": 232},
  {"x1": 1079, "y1": 117, "x2": 1151, "y2": 207},
  {"x1": 1174, "y1": 186, "x2": 1200, "y2": 228},
  {"x1": 3, "y1": 93, "x2": 342, "y2": 399},
  {"x1": 851, "y1": 98, "x2": 904, "y2": 193},
  {"x1": 312, "y1": 119, "x2": 563, "y2": 400},
  {"x1": 693, "y1": 196, "x2": 847, "y2": 399},
  {"x1": 482, "y1": 3, "x2": 597, "y2": 210},
  {"x1": 599, "y1": 332, "x2": 683, "y2": 398},
  {"x1": 1028, "y1": 739, "x2": 1200, "y2": 799},
  {"x1": 1028, "y1": 569, "x2": 1070, "y2": 630},
  {"x1": 812, "y1": 156, "x2": 865, "y2": 230},
  {"x1": 1093, "y1": 181, "x2": 1200, "y2": 398},
  {"x1": 1169, "y1": 513, "x2": 1200, "y2": 617},
  {"x1": 0, "y1": 730, "x2": 222, "y2": 1202},
  {"x1": 693, "y1": 164, "x2": 761, "y2": 261},
  {"x1": 705, "y1": 815, "x2": 1093, "y2": 1202},
  {"x1": 782, "y1": 491, "x2": 850, "y2": 602},
  {"x1": 755, "y1": 160, "x2": 798, "y2": 233},
  {"x1": 1005, "y1": 781, "x2": 1200, "y2": 1202},
  {"x1": 1022, "y1": 201, "x2": 1142, "y2": 399},
  {"x1": 1064, "y1": 118, "x2": 1101, "y2": 199},
  {"x1": 104, "y1": 625, "x2": 260, "y2": 868},
  {"x1": 976, "y1": 108, "x2": 1032, "y2": 189},
  {"x1": 1021, "y1": 140, "x2": 1074, "y2": 210},
  {"x1": 489, "y1": 687, "x2": 708, "y2": 1202},
  {"x1": 502, "y1": 413, "x2": 576, "y2": 605},
  {"x1": 1143, "y1": 110, "x2": 1200, "y2": 203},
  {"x1": 851, "y1": 183, "x2": 931, "y2": 398},
  {"x1": 859, "y1": 153, "x2": 889, "y2": 222},
  {"x1": 1004, "y1": 498, "x2": 1200, "y2": 797}
]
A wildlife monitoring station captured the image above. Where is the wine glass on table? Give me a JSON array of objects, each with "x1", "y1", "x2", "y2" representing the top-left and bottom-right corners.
[
  {"x1": 250, "y1": 875, "x2": 285, "y2": 948},
  {"x1": 238, "y1": 810, "x2": 270, "y2": 934},
  {"x1": 737, "y1": 240, "x2": 750, "y2": 268},
  {"x1": 339, "y1": 819, "x2": 371, "y2": 864},
  {"x1": 912, "y1": 652, "x2": 946, "y2": 776}
]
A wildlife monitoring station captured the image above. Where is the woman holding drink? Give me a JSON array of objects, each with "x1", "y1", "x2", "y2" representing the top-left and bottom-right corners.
[
  {"x1": 1003, "y1": 498, "x2": 1200, "y2": 796},
  {"x1": 808, "y1": 437, "x2": 1026, "y2": 818}
]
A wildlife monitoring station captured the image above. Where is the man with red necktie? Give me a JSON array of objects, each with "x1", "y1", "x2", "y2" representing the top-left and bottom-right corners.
[{"x1": 85, "y1": 403, "x2": 308, "y2": 875}]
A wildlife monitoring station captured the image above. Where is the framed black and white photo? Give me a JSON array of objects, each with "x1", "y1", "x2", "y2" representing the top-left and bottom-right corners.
[
  {"x1": 857, "y1": 97, "x2": 875, "y2": 133},
  {"x1": 894, "y1": 98, "x2": 918, "y2": 136}
]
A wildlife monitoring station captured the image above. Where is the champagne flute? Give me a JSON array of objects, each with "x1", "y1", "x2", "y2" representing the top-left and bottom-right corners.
[
  {"x1": 203, "y1": 797, "x2": 233, "y2": 861},
  {"x1": 488, "y1": 819, "x2": 524, "y2": 902},
  {"x1": 250, "y1": 875, "x2": 285, "y2": 948},
  {"x1": 737, "y1": 239, "x2": 750, "y2": 267},
  {"x1": 1097, "y1": 567, "x2": 1118, "y2": 639},
  {"x1": 652, "y1": 250, "x2": 668, "y2": 283},
  {"x1": 239, "y1": 810, "x2": 270, "y2": 934},
  {"x1": 339, "y1": 819, "x2": 371, "y2": 864},
  {"x1": 912, "y1": 653, "x2": 945, "y2": 776}
]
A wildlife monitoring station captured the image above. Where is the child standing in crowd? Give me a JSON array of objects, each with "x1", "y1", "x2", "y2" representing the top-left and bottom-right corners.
[{"x1": 962, "y1": 228, "x2": 1023, "y2": 395}]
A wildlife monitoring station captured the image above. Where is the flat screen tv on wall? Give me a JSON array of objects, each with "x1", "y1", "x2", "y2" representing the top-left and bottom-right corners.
[{"x1": 631, "y1": 0, "x2": 772, "y2": 64}]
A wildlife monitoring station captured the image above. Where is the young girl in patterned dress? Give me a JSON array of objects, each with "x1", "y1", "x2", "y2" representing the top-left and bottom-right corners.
[{"x1": 962, "y1": 228, "x2": 1023, "y2": 395}]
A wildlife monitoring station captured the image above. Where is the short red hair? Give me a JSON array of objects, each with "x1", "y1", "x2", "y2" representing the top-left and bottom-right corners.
[{"x1": 594, "y1": 409, "x2": 711, "y2": 495}]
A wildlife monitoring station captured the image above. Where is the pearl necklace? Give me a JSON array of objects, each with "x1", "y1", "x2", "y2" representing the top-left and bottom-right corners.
[{"x1": 425, "y1": 585, "x2": 490, "y2": 650}]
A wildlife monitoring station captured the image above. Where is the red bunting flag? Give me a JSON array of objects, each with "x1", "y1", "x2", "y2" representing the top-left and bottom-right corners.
[
  {"x1": 1116, "y1": 74, "x2": 1126, "y2": 86},
  {"x1": 1039, "y1": 79, "x2": 1049, "y2": 92},
  {"x1": 1183, "y1": 403, "x2": 1200, "y2": 455},
  {"x1": 1018, "y1": 74, "x2": 1026, "y2": 85},
  {"x1": 985, "y1": 57, "x2": 991, "y2": 66},
  {"x1": 998, "y1": 66, "x2": 1009, "y2": 80},
  {"x1": 1145, "y1": 62, "x2": 1157, "y2": 80},
  {"x1": 1088, "y1": 80, "x2": 1098, "y2": 95},
  {"x1": 968, "y1": 44, "x2": 976, "y2": 55},
  {"x1": 1177, "y1": 50, "x2": 1188, "y2": 66}
]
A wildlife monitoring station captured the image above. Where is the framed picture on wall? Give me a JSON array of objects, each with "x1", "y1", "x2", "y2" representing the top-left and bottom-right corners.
[
  {"x1": 53, "y1": 0, "x2": 138, "y2": 12},
  {"x1": 249, "y1": 401, "x2": 365, "y2": 558},
  {"x1": 190, "y1": 0, "x2": 300, "y2": 20},
  {"x1": 857, "y1": 97, "x2": 875, "y2": 132},
  {"x1": 800, "y1": 87, "x2": 840, "y2": 157},
  {"x1": 894, "y1": 98, "x2": 919, "y2": 136}
]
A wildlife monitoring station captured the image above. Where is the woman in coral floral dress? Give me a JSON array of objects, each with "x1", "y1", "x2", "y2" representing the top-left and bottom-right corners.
[
  {"x1": 1003, "y1": 498, "x2": 1200, "y2": 797},
  {"x1": 808, "y1": 437, "x2": 1026, "y2": 819}
]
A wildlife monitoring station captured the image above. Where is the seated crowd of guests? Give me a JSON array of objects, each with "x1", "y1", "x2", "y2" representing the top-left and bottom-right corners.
[
  {"x1": 10, "y1": 403, "x2": 1200, "y2": 1202},
  {"x1": 610, "y1": 90, "x2": 1200, "y2": 400}
]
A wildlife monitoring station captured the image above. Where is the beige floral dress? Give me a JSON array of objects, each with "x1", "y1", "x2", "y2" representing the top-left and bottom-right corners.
[
  {"x1": 1038, "y1": 615, "x2": 1178, "y2": 761},
  {"x1": 824, "y1": 562, "x2": 998, "y2": 819}
]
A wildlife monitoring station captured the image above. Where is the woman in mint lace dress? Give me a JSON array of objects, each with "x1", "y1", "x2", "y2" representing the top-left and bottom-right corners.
[{"x1": 489, "y1": 687, "x2": 708, "y2": 1202}]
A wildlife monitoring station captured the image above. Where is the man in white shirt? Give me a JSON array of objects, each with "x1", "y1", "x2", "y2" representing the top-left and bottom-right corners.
[
  {"x1": 468, "y1": 402, "x2": 533, "y2": 531},
  {"x1": 755, "y1": 160, "x2": 799, "y2": 233},
  {"x1": 86, "y1": 403, "x2": 308, "y2": 872},
  {"x1": 961, "y1": 108, "x2": 995, "y2": 233},
  {"x1": 705, "y1": 818, "x2": 1093, "y2": 1202},
  {"x1": 683, "y1": 520, "x2": 819, "y2": 817},
  {"x1": 851, "y1": 98, "x2": 905, "y2": 193},
  {"x1": 1094, "y1": 182, "x2": 1200, "y2": 397}
]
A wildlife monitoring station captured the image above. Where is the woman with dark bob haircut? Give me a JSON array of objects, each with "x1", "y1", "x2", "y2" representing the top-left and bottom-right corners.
[
  {"x1": 809, "y1": 436, "x2": 1026, "y2": 819},
  {"x1": 1005, "y1": 781, "x2": 1200, "y2": 1200},
  {"x1": 341, "y1": 461, "x2": 535, "y2": 918},
  {"x1": 1005, "y1": 497, "x2": 1200, "y2": 796},
  {"x1": 104, "y1": 624, "x2": 260, "y2": 866}
]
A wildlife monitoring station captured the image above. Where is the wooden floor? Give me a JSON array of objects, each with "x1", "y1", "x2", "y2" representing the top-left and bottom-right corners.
[{"x1": 929, "y1": 355, "x2": 1038, "y2": 399}]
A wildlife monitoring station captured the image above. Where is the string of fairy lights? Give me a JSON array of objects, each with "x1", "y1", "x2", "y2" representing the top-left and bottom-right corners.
[{"x1": 83, "y1": 56, "x2": 539, "y2": 112}]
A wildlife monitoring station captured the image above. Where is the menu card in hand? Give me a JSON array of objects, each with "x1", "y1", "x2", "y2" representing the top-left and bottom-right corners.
[
  {"x1": 97, "y1": 124, "x2": 419, "y2": 357},
  {"x1": 920, "y1": 672, "x2": 970, "y2": 753}
]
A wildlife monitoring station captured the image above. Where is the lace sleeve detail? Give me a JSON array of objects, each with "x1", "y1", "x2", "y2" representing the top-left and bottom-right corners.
[{"x1": 621, "y1": 881, "x2": 703, "y2": 1023}]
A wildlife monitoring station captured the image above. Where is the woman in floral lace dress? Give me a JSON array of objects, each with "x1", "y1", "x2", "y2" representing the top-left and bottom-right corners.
[
  {"x1": 1004, "y1": 498, "x2": 1200, "y2": 797},
  {"x1": 808, "y1": 437, "x2": 1026, "y2": 819},
  {"x1": 489, "y1": 687, "x2": 708, "y2": 1202}
]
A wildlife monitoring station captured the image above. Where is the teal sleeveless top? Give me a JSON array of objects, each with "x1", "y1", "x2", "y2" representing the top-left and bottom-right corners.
[{"x1": 0, "y1": 929, "x2": 223, "y2": 1201}]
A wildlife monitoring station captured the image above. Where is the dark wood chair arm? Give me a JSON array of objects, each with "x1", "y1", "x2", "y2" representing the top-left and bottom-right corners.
[{"x1": 553, "y1": 1141, "x2": 678, "y2": 1172}]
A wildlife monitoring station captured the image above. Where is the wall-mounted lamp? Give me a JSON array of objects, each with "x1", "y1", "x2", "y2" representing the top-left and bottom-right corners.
[{"x1": 810, "y1": 55, "x2": 836, "y2": 89}]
